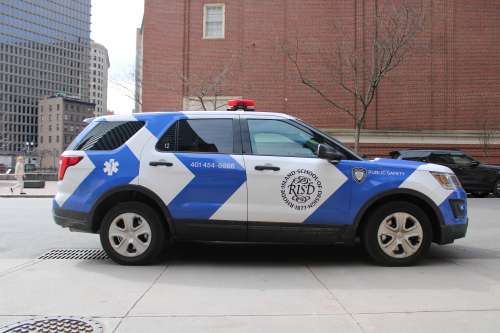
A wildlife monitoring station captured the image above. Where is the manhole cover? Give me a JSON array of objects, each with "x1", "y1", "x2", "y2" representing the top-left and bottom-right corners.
[
  {"x1": 38, "y1": 249, "x2": 109, "y2": 260},
  {"x1": 0, "y1": 316, "x2": 103, "y2": 333}
]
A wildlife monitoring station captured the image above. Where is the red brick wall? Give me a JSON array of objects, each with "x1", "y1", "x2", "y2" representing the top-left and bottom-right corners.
[
  {"x1": 353, "y1": 143, "x2": 500, "y2": 165},
  {"x1": 143, "y1": 0, "x2": 500, "y2": 162}
]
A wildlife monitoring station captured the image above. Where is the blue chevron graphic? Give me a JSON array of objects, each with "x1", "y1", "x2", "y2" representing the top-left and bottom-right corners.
[{"x1": 168, "y1": 154, "x2": 247, "y2": 219}]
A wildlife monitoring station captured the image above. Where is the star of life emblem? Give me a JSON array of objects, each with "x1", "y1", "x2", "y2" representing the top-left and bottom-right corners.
[
  {"x1": 104, "y1": 159, "x2": 119, "y2": 176},
  {"x1": 352, "y1": 167, "x2": 367, "y2": 183}
]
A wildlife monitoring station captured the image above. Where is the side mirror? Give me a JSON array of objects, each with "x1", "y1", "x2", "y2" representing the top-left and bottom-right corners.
[
  {"x1": 317, "y1": 144, "x2": 345, "y2": 163},
  {"x1": 470, "y1": 161, "x2": 480, "y2": 167}
]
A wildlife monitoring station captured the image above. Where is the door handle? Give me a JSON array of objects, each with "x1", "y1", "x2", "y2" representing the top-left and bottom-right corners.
[
  {"x1": 255, "y1": 165, "x2": 280, "y2": 171},
  {"x1": 149, "y1": 161, "x2": 173, "y2": 167}
]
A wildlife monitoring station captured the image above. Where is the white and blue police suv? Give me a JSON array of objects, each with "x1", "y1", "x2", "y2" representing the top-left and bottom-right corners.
[{"x1": 53, "y1": 100, "x2": 468, "y2": 266}]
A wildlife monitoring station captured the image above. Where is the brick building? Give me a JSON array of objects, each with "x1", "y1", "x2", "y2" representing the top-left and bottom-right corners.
[
  {"x1": 142, "y1": 0, "x2": 500, "y2": 163},
  {"x1": 37, "y1": 94, "x2": 94, "y2": 168}
]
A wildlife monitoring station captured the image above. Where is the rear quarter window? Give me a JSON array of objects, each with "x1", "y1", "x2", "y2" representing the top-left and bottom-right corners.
[{"x1": 67, "y1": 121, "x2": 145, "y2": 151}]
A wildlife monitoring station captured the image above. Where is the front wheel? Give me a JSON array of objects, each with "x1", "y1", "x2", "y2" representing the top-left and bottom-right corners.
[
  {"x1": 362, "y1": 202, "x2": 432, "y2": 266},
  {"x1": 493, "y1": 179, "x2": 500, "y2": 198},
  {"x1": 100, "y1": 202, "x2": 166, "y2": 265}
]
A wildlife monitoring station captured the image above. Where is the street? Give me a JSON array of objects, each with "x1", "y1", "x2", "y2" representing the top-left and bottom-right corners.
[{"x1": 0, "y1": 198, "x2": 499, "y2": 332}]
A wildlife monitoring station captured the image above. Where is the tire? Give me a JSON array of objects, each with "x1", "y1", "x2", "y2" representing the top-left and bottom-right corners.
[
  {"x1": 493, "y1": 179, "x2": 500, "y2": 198},
  {"x1": 362, "y1": 201, "x2": 432, "y2": 266},
  {"x1": 470, "y1": 192, "x2": 489, "y2": 198},
  {"x1": 100, "y1": 202, "x2": 166, "y2": 265}
]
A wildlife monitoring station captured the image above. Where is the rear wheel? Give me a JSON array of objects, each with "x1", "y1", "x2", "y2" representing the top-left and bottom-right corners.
[
  {"x1": 362, "y1": 202, "x2": 432, "y2": 266},
  {"x1": 100, "y1": 202, "x2": 166, "y2": 265},
  {"x1": 471, "y1": 192, "x2": 489, "y2": 198},
  {"x1": 493, "y1": 179, "x2": 500, "y2": 198}
]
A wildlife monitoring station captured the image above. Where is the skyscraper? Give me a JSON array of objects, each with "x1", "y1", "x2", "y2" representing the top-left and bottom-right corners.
[
  {"x1": 89, "y1": 40, "x2": 108, "y2": 117},
  {"x1": 0, "y1": 0, "x2": 92, "y2": 157}
]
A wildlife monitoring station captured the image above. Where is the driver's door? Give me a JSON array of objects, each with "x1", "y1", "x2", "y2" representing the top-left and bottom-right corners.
[{"x1": 241, "y1": 116, "x2": 352, "y2": 243}]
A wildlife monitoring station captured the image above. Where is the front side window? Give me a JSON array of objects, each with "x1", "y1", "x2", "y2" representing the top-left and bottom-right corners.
[
  {"x1": 247, "y1": 120, "x2": 326, "y2": 157},
  {"x1": 203, "y1": 4, "x2": 225, "y2": 38},
  {"x1": 157, "y1": 119, "x2": 233, "y2": 154},
  {"x1": 450, "y1": 153, "x2": 474, "y2": 165}
]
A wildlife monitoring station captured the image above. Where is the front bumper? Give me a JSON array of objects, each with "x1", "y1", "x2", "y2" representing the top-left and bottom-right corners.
[
  {"x1": 439, "y1": 218, "x2": 468, "y2": 245},
  {"x1": 53, "y1": 207, "x2": 93, "y2": 233}
]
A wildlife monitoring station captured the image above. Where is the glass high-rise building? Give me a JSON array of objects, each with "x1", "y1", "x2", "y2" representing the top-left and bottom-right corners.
[{"x1": 0, "y1": 0, "x2": 91, "y2": 156}]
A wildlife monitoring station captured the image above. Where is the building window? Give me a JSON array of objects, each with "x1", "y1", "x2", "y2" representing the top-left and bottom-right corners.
[
  {"x1": 40, "y1": 136, "x2": 43, "y2": 143},
  {"x1": 41, "y1": 106, "x2": 44, "y2": 112},
  {"x1": 77, "y1": 116, "x2": 80, "y2": 121},
  {"x1": 49, "y1": 125, "x2": 52, "y2": 131},
  {"x1": 64, "y1": 114, "x2": 68, "y2": 120},
  {"x1": 49, "y1": 115, "x2": 52, "y2": 121},
  {"x1": 41, "y1": 115, "x2": 44, "y2": 121},
  {"x1": 57, "y1": 124, "x2": 60, "y2": 131},
  {"x1": 65, "y1": 136, "x2": 68, "y2": 143},
  {"x1": 56, "y1": 136, "x2": 59, "y2": 143},
  {"x1": 71, "y1": 115, "x2": 74, "y2": 121},
  {"x1": 203, "y1": 4, "x2": 225, "y2": 39},
  {"x1": 71, "y1": 126, "x2": 74, "y2": 132},
  {"x1": 64, "y1": 125, "x2": 68, "y2": 131},
  {"x1": 40, "y1": 125, "x2": 43, "y2": 132},
  {"x1": 57, "y1": 114, "x2": 60, "y2": 120},
  {"x1": 49, "y1": 105, "x2": 52, "y2": 111},
  {"x1": 48, "y1": 136, "x2": 51, "y2": 143},
  {"x1": 57, "y1": 104, "x2": 60, "y2": 110}
]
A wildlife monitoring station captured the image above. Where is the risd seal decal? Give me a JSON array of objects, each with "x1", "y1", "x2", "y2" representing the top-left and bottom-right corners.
[
  {"x1": 281, "y1": 169, "x2": 323, "y2": 210},
  {"x1": 352, "y1": 167, "x2": 367, "y2": 183}
]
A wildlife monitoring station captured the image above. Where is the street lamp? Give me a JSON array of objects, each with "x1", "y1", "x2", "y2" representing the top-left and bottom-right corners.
[{"x1": 25, "y1": 140, "x2": 33, "y2": 163}]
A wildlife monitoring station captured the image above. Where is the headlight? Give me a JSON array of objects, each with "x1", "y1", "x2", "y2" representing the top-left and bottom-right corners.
[{"x1": 430, "y1": 172, "x2": 462, "y2": 190}]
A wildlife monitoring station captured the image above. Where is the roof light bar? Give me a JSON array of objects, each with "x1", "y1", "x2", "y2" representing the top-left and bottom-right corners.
[{"x1": 227, "y1": 99, "x2": 255, "y2": 111}]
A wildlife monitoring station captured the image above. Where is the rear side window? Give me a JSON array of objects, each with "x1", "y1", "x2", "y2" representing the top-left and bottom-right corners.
[
  {"x1": 156, "y1": 119, "x2": 234, "y2": 154},
  {"x1": 68, "y1": 121, "x2": 145, "y2": 151},
  {"x1": 398, "y1": 151, "x2": 426, "y2": 161},
  {"x1": 428, "y1": 153, "x2": 451, "y2": 164}
]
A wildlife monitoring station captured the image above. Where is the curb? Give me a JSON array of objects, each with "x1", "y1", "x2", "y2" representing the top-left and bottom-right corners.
[{"x1": 0, "y1": 195, "x2": 55, "y2": 198}]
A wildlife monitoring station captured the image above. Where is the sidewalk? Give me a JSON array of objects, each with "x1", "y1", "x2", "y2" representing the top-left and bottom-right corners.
[{"x1": 0, "y1": 180, "x2": 57, "y2": 198}]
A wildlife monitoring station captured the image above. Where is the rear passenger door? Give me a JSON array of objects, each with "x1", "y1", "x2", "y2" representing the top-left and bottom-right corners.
[{"x1": 140, "y1": 116, "x2": 248, "y2": 241}]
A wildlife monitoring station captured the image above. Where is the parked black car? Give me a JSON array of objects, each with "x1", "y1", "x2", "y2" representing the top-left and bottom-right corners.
[{"x1": 390, "y1": 149, "x2": 500, "y2": 198}]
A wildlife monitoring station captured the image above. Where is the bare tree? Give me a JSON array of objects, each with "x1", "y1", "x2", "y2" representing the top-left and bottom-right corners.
[
  {"x1": 166, "y1": 55, "x2": 242, "y2": 111},
  {"x1": 34, "y1": 147, "x2": 54, "y2": 169},
  {"x1": 110, "y1": 60, "x2": 142, "y2": 110},
  {"x1": 275, "y1": 0, "x2": 432, "y2": 153},
  {"x1": 476, "y1": 99, "x2": 500, "y2": 164}
]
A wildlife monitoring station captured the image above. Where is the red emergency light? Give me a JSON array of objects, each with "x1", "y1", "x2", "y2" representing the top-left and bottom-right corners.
[{"x1": 227, "y1": 99, "x2": 255, "y2": 111}]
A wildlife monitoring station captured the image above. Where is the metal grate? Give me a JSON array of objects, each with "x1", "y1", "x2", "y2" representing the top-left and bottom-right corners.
[
  {"x1": 0, "y1": 316, "x2": 103, "y2": 333},
  {"x1": 38, "y1": 249, "x2": 109, "y2": 260}
]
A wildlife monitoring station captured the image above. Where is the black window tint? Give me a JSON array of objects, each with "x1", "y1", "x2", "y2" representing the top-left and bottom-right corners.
[
  {"x1": 399, "y1": 151, "x2": 425, "y2": 161},
  {"x1": 428, "y1": 153, "x2": 450, "y2": 164},
  {"x1": 450, "y1": 153, "x2": 474, "y2": 165},
  {"x1": 156, "y1": 124, "x2": 176, "y2": 152},
  {"x1": 68, "y1": 121, "x2": 145, "y2": 151},
  {"x1": 247, "y1": 119, "x2": 325, "y2": 157},
  {"x1": 157, "y1": 119, "x2": 233, "y2": 154}
]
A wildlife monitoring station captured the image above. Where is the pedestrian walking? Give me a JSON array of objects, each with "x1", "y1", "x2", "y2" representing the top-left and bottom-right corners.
[{"x1": 11, "y1": 156, "x2": 26, "y2": 195}]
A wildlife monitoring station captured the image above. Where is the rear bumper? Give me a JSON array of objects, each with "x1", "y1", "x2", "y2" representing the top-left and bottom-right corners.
[
  {"x1": 439, "y1": 218, "x2": 468, "y2": 245},
  {"x1": 53, "y1": 207, "x2": 93, "y2": 233}
]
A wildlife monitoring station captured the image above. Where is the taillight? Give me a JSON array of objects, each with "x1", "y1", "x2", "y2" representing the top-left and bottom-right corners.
[{"x1": 59, "y1": 156, "x2": 84, "y2": 180}]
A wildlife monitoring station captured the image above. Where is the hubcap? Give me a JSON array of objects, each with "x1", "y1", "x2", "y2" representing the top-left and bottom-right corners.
[
  {"x1": 108, "y1": 213, "x2": 152, "y2": 257},
  {"x1": 377, "y1": 212, "x2": 423, "y2": 258}
]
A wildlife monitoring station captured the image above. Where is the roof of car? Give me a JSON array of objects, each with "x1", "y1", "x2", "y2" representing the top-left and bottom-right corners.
[{"x1": 85, "y1": 111, "x2": 297, "y2": 123}]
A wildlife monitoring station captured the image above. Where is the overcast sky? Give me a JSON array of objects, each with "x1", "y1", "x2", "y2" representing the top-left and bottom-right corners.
[{"x1": 91, "y1": 0, "x2": 144, "y2": 114}]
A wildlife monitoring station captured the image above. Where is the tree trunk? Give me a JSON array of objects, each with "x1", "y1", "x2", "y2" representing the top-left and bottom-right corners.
[{"x1": 354, "y1": 121, "x2": 362, "y2": 154}]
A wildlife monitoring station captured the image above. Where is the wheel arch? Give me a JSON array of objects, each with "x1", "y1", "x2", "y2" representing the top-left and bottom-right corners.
[
  {"x1": 343, "y1": 188, "x2": 445, "y2": 245},
  {"x1": 89, "y1": 184, "x2": 175, "y2": 238}
]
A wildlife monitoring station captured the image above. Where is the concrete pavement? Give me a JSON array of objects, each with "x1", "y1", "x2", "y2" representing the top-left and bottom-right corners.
[
  {"x1": 0, "y1": 198, "x2": 499, "y2": 332},
  {"x1": 0, "y1": 179, "x2": 57, "y2": 198}
]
